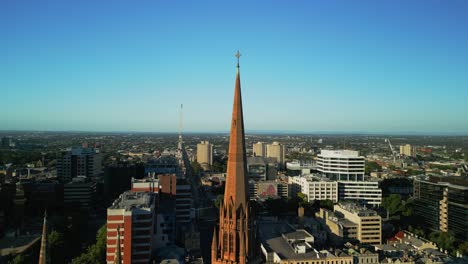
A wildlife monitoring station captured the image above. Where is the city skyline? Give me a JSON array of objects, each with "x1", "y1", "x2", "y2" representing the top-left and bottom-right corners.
[{"x1": 2, "y1": 0, "x2": 468, "y2": 134}]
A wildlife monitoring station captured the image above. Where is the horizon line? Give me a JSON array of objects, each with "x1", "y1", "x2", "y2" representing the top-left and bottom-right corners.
[{"x1": 0, "y1": 129, "x2": 467, "y2": 137}]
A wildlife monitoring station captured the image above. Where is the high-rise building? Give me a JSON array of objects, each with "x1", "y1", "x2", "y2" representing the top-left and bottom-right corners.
[
  {"x1": 197, "y1": 141, "x2": 213, "y2": 170},
  {"x1": 333, "y1": 203, "x2": 382, "y2": 245},
  {"x1": 338, "y1": 181, "x2": 382, "y2": 206},
  {"x1": 57, "y1": 147, "x2": 102, "y2": 183},
  {"x1": 253, "y1": 141, "x2": 266, "y2": 157},
  {"x1": 106, "y1": 191, "x2": 156, "y2": 264},
  {"x1": 211, "y1": 53, "x2": 255, "y2": 264},
  {"x1": 104, "y1": 162, "x2": 145, "y2": 202},
  {"x1": 175, "y1": 179, "x2": 193, "y2": 223},
  {"x1": 413, "y1": 177, "x2": 468, "y2": 240},
  {"x1": 400, "y1": 144, "x2": 416, "y2": 157},
  {"x1": 317, "y1": 150, "x2": 365, "y2": 181},
  {"x1": 266, "y1": 142, "x2": 286, "y2": 168},
  {"x1": 246, "y1": 156, "x2": 277, "y2": 181},
  {"x1": 64, "y1": 176, "x2": 97, "y2": 211},
  {"x1": 157, "y1": 174, "x2": 177, "y2": 197}
]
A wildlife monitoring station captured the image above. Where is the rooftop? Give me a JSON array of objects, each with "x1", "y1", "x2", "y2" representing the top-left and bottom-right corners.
[
  {"x1": 258, "y1": 222, "x2": 349, "y2": 260},
  {"x1": 109, "y1": 191, "x2": 154, "y2": 210},
  {"x1": 319, "y1": 150, "x2": 362, "y2": 158},
  {"x1": 335, "y1": 203, "x2": 378, "y2": 217}
]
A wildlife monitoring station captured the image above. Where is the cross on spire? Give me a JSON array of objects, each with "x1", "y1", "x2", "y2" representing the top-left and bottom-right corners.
[{"x1": 235, "y1": 50, "x2": 241, "y2": 68}]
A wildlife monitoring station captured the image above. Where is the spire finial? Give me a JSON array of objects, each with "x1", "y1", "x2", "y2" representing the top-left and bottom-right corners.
[{"x1": 235, "y1": 50, "x2": 241, "y2": 68}]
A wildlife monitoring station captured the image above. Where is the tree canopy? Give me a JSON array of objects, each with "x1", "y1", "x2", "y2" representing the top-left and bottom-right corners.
[
  {"x1": 71, "y1": 224, "x2": 106, "y2": 264},
  {"x1": 382, "y1": 194, "x2": 402, "y2": 216}
]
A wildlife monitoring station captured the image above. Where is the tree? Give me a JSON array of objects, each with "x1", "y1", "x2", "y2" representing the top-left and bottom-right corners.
[
  {"x1": 9, "y1": 254, "x2": 27, "y2": 264},
  {"x1": 49, "y1": 231, "x2": 66, "y2": 263},
  {"x1": 457, "y1": 241, "x2": 468, "y2": 256},
  {"x1": 408, "y1": 225, "x2": 426, "y2": 237},
  {"x1": 401, "y1": 199, "x2": 413, "y2": 217},
  {"x1": 365, "y1": 161, "x2": 382, "y2": 174},
  {"x1": 318, "y1": 199, "x2": 334, "y2": 211},
  {"x1": 71, "y1": 224, "x2": 106, "y2": 264},
  {"x1": 297, "y1": 192, "x2": 308, "y2": 206},
  {"x1": 429, "y1": 231, "x2": 455, "y2": 252},
  {"x1": 382, "y1": 194, "x2": 401, "y2": 216}
]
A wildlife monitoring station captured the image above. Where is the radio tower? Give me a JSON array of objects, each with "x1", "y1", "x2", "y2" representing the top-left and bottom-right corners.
[{"x1": 178, "y1": 104, "x2": 183, "y2": 151}]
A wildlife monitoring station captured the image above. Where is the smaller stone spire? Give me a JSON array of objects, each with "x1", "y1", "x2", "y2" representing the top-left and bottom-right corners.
[
  {"x1": 211, "y1": 226, "x2": 218, "y2": 260},
  {"x1": 114, "y1": 225, "x2": 122, "y2": 264},
  {"x1": 38, "y1": 209, "x2": 49, "y2": 264}
]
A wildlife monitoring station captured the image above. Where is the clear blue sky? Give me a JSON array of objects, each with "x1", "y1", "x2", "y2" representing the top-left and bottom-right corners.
[{"x1": 1, "y1": 0, "x2": 468, "y2": 134}]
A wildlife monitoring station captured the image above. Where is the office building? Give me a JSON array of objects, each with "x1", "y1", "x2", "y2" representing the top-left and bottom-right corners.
[
  {"x1": 317, "y1": 150, "x2": 365, "y2": 181},
  {"x1": 64, "y1": 176, "x2": 97, "y2": 211},
  {"x1": 334, "y1": 203, "x2": 382, "y2": 245},
  {"x1": 57, "y1": 147, "x2": 102, "y2": 183},
  {"x1": 211, "y1": 54, "x2": 256, "y2": 264},
  {"x1": 413, "y1": 177, "x2": 468, "y2": 240},
  {"x1": 175, "y1": 179, "x2": 193, "y2": 223},
  {"x1": 153, "y1": 200, "x2": 176, "y2": 249},
  {"x1": 253, "y1": 141, "x2": 266, "y2": 157},
  {"x1": 131, "y1": 177, "x2": 159, "y2": 193},
  {"x1": 316, "y1": 208, "x2": 358, "y2": 244},
  {"x1": 196, "y1": 141, "x2": 213, "y2": 170},
  {"x1": 106, "y1": 191, "x2": 156, "y2": 264},
  {"x1": 157, "y1": 174, "x2": 177, "y2": 197},
  {"x1": 104, "y1": 162, "x2": 145, "y2": 201},
  {"x1": 290, "y1": 175, "x2": 338, "y2": 202},
  {"x1": 286, "y1": 160, "x2": 316, "y2": 172},
  {"x1": 338, "y1": 181, "x2": 382, "y2": 206},
  {"x1": 266, "y1": 142, "x2": 286, "y2": 168},
  {"x1": 247, "y1": 156, "x2": 277, "y2": 181},
  {"x1": 400, "y1": 144, "x2": 416, "y2": 157}
]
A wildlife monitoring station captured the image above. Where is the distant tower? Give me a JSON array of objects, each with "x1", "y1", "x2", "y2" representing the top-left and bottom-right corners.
[
  {"x1": 178, "y1": 104, "x2": 184, "y2": 151},
  {"x1": 38, "y1": 210, "x2": 50, "y2": 264},
  {"x1": 211, "y1": 51, "x2": 256, "y2": 264}
]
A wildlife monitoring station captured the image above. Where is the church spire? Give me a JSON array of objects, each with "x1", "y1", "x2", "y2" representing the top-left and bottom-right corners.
[
  {"x1": 224, "y1": 50, "x2": 248, "y2": 210},
  {"x1": 38, "y1": 210, "x2": 49, "y2": 264},
  {"x1": 212, "y1": 52, "x2": 255, "y2": 264}
]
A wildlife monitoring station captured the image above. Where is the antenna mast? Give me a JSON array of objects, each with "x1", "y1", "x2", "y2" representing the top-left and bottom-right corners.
[{"x1": 178, "y1": 104, "x2": 183, "y2": 149}]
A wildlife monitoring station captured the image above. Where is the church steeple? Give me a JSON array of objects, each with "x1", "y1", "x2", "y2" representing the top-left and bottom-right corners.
[
  {"x1": 38, "y1": 210, "x2": 49, "y2": 264},
  {"x1": 212, "y1": 52, "x2": 255, "y2": 264},
  {"x1": 223, "y1": 50, "x2": 249, "y2": 210}
]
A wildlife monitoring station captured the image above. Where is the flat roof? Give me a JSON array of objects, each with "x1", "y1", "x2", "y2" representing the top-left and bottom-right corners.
[
  {"x1": 258, "y1": 222, "x2": 348, "y2": 260},
  {"x1": 109, "y1": 191, "x2": 154, "y2": 210},
  {"x1": 319, "y1": 150, "x2": 362, "y2": 158}
]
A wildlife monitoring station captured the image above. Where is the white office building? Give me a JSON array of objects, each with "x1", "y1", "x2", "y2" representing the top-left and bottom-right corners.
[
  {"x1": 289, "y1": 175, "x2": 338, "y2": 202},
  {"x1": 317, "y1": 150, "x2": 365, "y2": 181},
  {"x1": 338, "y1": 181, "x2": 382, "y2": 206}
]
